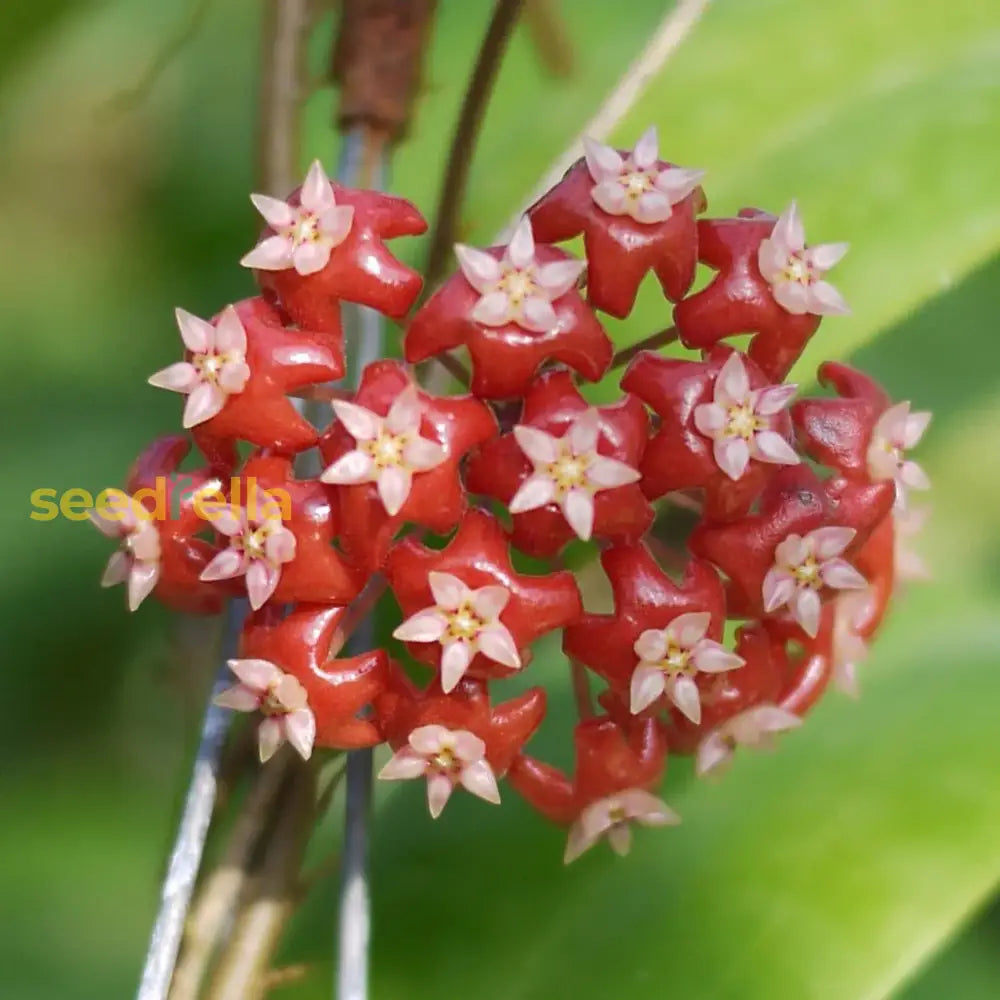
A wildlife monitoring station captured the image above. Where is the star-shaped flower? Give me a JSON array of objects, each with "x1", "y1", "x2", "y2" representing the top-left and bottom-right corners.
[
  {"x1": 665, "y1": 625, "x2": 787, "y2": 755},
  {"x1": 673, "y1": 209, "x2": 837, "y2": 380},
  {"x1": 318, "y1": 360, "x2": 497, "y2": 575},
  {"x1": 241, "y1": 160, "x2": 355, "y2": 275},
  {"x1": 691, "y1": 352, "x2": 799, "y2": 480},
  {"x1": 393, "y1": 572, "x2": 521, "y2": 693},
  {"x1": 509, "y1": 408, "x2": 641, "y2": 542},
  {"x1": 792, "y1": 363, "x2": 932, "y2": 512},
  {"x1": 378, "y1": 724, "x2": 501, "y2": 818},
  {"x1": 508, "y1": 716, "x2": 674, "y2": 862},
  {"x1": 214, "y1": 658, "x2": 316, "y2": 762},
  {"x1": 582, "y1": 126, "x2": 704, "y2": 225},
  {"x1": 564, "y1": 544, "x2": 732, "y2": 723},
  {"x1": 695, "y1": 704, "x2": 801, "y2": 778},
  {"x1": 757, "y1": 202, "x2": 849, "y2": 316},
  {"x1": 564, "y1": 788, "x2": 678, "y2": 863},
  {"x1": 690, "y1": 465, "x2": 892, "y2": 625},
  {"x1": 630, "y1": 613, "x2": 744, "y2": 722},
  {"x1": 866, "y1": 402, "x2": 932, "y2": 507},
  {"x1": 529, "y1": 125, "x2": 705, "y2": 317},
  {"x1": 374, "y1": 673, "x2": 547, "y2": 799},
  {"x1": 149, "y1": 297, "x2": 343, "y2": 454},
  {"x1": 466, "y1": 370, "x2": 651, "y2": 556},
  {"x1": 321, "y1": 384, "x2": 446, "y2": 515},
  {"x1": 622, "y1": 348, "x2": 799, "y2": 521},
  {"x1": 239, "y1": 604, "x2": 389, "y2": 750},
  {"x1": 245, "y1": 163, "x2": 427, "y2": 334},
  {"x1": 199, "y1": 493, "x2": 296, "y2": 609},
  {"x1": 762, "y1": 526, "x2": 868, "y2": 637},
  {"x1": 456, "y1": 216, "x2": 585, "y2": 332},
  {"x1": 386, "y1": 510, "x2": 583, "y2": 687},
  {"x1": 405, "y1": 222, "x2": 611, "y2": 398},
  {"x1": 149, "y1": 306, "x2": 250, "y2": 427},
  {"x1": 89, "y1": 492, "x2": 161, "y2": 611},
  {"x1": 213, "y1": 454, "x2": 361, "y2": 609},
  {"x1": 90, "y1": 435, "x2": 229, "y2": 615}
]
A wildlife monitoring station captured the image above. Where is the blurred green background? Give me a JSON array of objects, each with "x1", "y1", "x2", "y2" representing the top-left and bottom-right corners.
[{"x1": 2, "y1": 0, "x2": 999, "y2": 997}]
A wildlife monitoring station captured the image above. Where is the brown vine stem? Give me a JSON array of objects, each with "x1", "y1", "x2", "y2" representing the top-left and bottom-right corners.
[
  {"x1": 168, "y1": 749, "x2": 296, "y2": 1000},
  {"x1": 256, "y1": 0, "x2": 314, "y2": 196},
  {"x1": 422, "y1": 0, "x2": 525, "y2": 294},
  {"x1": 204, "y1": 761, "x2": 318, "y2": 1000},
  {"x1": 430, "y1": 350, "x2": 472, "y2": 387},
  {"x1": 418, "y1": 0, "x2": 526, "y2": 392},
  {"x1": 609, "y1": 325, "x2": 679, "y2": 371}
]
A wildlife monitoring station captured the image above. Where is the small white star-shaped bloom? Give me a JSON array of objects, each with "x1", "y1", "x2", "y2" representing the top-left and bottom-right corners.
[
  {"x1": 89, "y1": 491, "x2": 162, "y2": 611},
  {"x1": 894, "y1": 506, "x2": 932, "y2": 583},
  {"x1": 563, "y1": 788, "x2": 680, "y2": 864},
  {"x1": 762, "y1": 526, "x2": 868, "y2": 638},
  {"x1": 629, "y1": 612, "x2": 745, "y2": 722},
  {"x1": 582, "y1": 125, "x2": 704, "y2": 225},
  {"x1": 214, "y1": 658, "x2": 315, "y2": 762},
  {"x1": 240, "y1": 159, "x2": 355, "y2": 275},
  {"x1": 377, "y1": 724, "x2": 501, "y2": 818},
  {"x1": 455, "y1": 216, "x2": 585, "y2": 332},
  {"x1": 695, "y1": 704, "x2": 802, "y2": 778},
  {"x1": 319, "y1": 385, "x2": 447, "y2": 516},
  {"x1": 198, "y1": 496, "x2": 296, "y2": 610},
  {"x1": 757, "y1": 201, "x2": 850, "y2": 316},
  {"x1": 393, "y1": 572, "x2": 521, "y2": 693},
  {"x1": 866, "y1": 401, "x2": 932, "y2": 508},
  {"x1": 832, "y1": 590, "x2": 873, "y2": 697},
  {"x1": 148, "y1": 306, "x2": 251, "y2": 428},
  {"x1": 692, "y1": 352, "x2": 800, "y2": 480},
  {"x1": 509, "y1": 408, "x2": 641, "y2": 541}
]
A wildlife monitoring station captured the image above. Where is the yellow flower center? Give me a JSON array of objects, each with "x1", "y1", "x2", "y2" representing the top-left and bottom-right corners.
[
  {"x1": 499, "y1": 267, "x2": 537, "y2": 306},
  {"x1": 782, "y1": 253, "x2": 813, "y2": 285},
  {"x1": 547, "y1": 448, "x2": 591, "y2": 494},
  {"x1": 726, "y1": 403, "x2": 763, "y2": 441},
  {"x1": 608, "y1": 804, "x2": 628, "y2": 824},
  {"x1": 238, "y1": 520, "x2": 285, "y2": 565},
  {"x1": 621, "y1": 169, "x2": 655, "y2": 200},
  {"x1": 432, "y1": 746, "x2": 458, "y2": 772},
  {"x1": 193, "y1": 350, "x2": 239, "y2": 384},
  {"x1": 288, "y1": 212, "x2": 321, "y2": 246},
  {"x1": 445, "y1": 602, "x2": 485, "y2": 641},
  {"x1": 261, "y1": 685, "x2": 288, "y2": 716},
  {"x1": 364, "y1": 430, "x2": 408, "y2": 469},
  {"x1": 793, "y1": 554, "x2": 822, "y2": 589},
  {"x1": 655, "y1": 640, "x2": 694, "y2": 677},
  {"x1": 878, "y1": 437, "x2": 902, "y2": 463}
]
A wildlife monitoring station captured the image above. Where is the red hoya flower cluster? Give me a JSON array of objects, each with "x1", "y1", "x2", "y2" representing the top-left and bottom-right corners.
[{"x1": 90, "y1": 129, "x2": 931, "y2": 863}]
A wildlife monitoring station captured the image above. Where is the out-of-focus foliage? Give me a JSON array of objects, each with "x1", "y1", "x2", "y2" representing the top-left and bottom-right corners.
[{"x1": 0, "y1": 1, "x2": 998, "y2": 998}]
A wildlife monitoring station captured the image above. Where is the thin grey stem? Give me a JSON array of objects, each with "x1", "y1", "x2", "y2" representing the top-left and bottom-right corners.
[
  {"x1": 337, "y1": 696, "x2": 375, "y2": 1000},
  {"x1": 333, "y1": 126, "x2": 387, "y2": 1000},
  {"x1": 136, "y1": 599, "x2": 248, "y2": 1000}
]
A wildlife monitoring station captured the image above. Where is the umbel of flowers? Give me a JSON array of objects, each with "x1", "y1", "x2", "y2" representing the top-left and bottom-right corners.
[{"x1": 91, "y1": 130, "x2": 931, "y2": 864}]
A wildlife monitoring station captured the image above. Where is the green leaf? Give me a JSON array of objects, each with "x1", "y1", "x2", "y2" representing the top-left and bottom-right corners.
[
  {"x1": 897, "y1": 897, "x2": 1000, "y2": 1000},
  {"x1": 361, "y1": 594, "x2": 1000, "y2": 1000}
]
